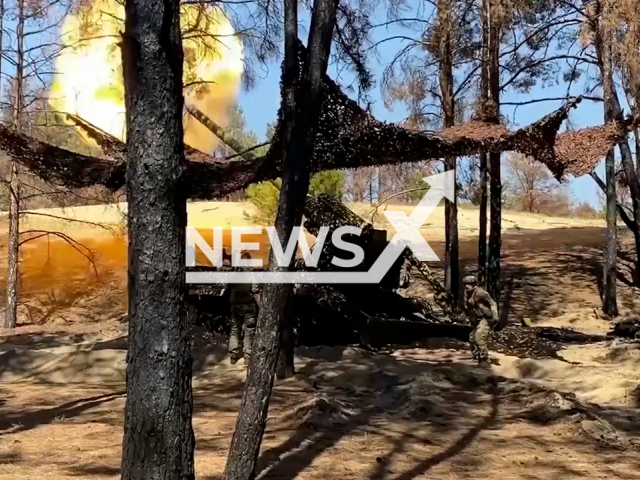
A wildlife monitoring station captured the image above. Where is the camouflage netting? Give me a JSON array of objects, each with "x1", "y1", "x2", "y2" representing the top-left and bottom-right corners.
[
  {"x1": 554, "y1": 122, "x2": 629, "y2": 177},
  {"x1": 0, "y1": 41, "x2": 635, "y2": 196}
]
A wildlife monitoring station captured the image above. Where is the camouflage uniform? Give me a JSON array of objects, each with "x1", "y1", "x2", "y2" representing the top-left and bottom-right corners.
[
  {"x1": 463, "y1": 275, "x2": 498, "y2": 365},
  {"x1": 228, "y1": 282, "x2": 261, "y2": 364},
  {"x1": 397, "y1": 255, "x2": 412, "y2": 290}
]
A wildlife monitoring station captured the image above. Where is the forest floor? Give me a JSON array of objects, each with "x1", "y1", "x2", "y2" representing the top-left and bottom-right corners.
[{"x1": 0, "y1": 202, "x2": 639, "y2": 479}]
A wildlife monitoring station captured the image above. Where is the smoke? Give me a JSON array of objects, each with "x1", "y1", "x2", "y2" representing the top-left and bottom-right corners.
[{"x1": 48, "y1": 0, "x2": 244, "y2": 153}]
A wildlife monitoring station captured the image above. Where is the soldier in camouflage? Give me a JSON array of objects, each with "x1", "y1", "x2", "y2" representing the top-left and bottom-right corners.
[
  {"x1": 397, "y1": 254, "x2": 412, "y2": 290},
  {"x1": 228, "y1": 252, "x2": 261, "y2": 365},
  {"x1": 463, "y1": 275, "x2": 499, "y2": 366}
]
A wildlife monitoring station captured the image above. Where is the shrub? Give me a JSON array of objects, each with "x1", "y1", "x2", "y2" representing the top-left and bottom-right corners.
[
  {"x1": 245, "y1": 179, "x2": 281, "y2": 224},
  {"x1": 309, "y1": 170, "x2": 344, "y2": 198},
  {"x1": 572, "y1": 202, "x2": 599, "y2": 218},
  {"x1": 406, "y1": 172, "x2": 431, "y2": 204},
  {"x1": 246, "y1": 170, "x2": 344, "y2": 224}
]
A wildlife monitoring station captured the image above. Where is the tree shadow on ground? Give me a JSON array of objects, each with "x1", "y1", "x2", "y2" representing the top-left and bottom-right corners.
[
  {"x1": 495, "y1": 248, "x2": 638, "y2": 323},
  {"x1": 252, "y1": 355, "x2": 496, "y2": 480},
  {"x1": 2, "y1": 347, "x2": 638, "y2": 480},
  {"x1": 66, "y1": 464, "x2": 121, "y2": 477},
  {"x1": 0, "y1": 332, "x2": 90, "y2": 351},
  {"x1": 0, "y1": 329, "x2": 229, "y2": 384},
  {"x1": 239, "y1": 349, "x2": 639, "y2": 480},
  {"x1": 0, "y1": 451, "x2": 22, "y2": 464},
  {"x1": 0, "y1": 391, "x2": 124, "y2": 433},
  {"x1": 428, "y1": 226, "x2": 638, "y2": 323},
  {"x1": 375, "y1": 387, "x2": 499, "y2": 480}
]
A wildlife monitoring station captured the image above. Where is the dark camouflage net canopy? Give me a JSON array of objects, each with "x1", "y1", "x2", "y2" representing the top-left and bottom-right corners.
[{"x1": 0, "y1": 41, "x2": 634, "y2": 198}]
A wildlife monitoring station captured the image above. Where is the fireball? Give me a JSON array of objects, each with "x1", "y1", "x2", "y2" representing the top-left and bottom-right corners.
[{"x1": 49, "y1": 0, "x2": 243, "y2": 153}]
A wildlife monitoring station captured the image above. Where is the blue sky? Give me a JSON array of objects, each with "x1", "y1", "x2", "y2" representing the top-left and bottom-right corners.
[
  {"x1": 1, "y1": 1, "x2": 616, "y2": 208},
  {"x1": 236, "y1": 6, "x2": 619, "y2": 209}
]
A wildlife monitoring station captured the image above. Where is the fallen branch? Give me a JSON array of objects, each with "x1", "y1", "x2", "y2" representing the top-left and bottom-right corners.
[{"x1": 18, "y1": 232, "x2": 49, "y2": 245}]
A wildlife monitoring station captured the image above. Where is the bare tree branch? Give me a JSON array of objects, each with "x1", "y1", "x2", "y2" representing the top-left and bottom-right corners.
[
  {"x1": 502, "y1": 96, "x2": 602, "y2": 106},
  {"x1": 18, "y1": 230, "x2": 100, "y2": 280},
  {"x1": 19, "y1": 211, "x2": 117, "y2": 233},
  {"x1": 368, "y1": 187, "x2": 430, "y2": 222}
]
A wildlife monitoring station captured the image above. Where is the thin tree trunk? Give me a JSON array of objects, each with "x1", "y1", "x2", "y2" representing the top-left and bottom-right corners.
[
  {"x1": 5, "y1": 164, "x2": 19, "y2": 328},
  {"x1": 276, "y1": 0, "x2": 300, "y2": 380},
  {"x1": 596, "y1": 4, "x2": 619, "y2": 316},
  {"x1": 478, "y1": 154, "x2": 488, "y2": 286},
  {"x1": 634, "y1": 129, "x2": 640, "y2": 179},
  {"x1": 591, "y1": 171, "x2": 637, "y2": 233},
  {"x1": 222, "y1": 1, "x2": 338, "y2": 478},
  {"x1": 477, "y1": 0, "x2": 489, "y2": 288},
  {"x1": 613, "y1": 145, "x2": 640, "y2": 287},
  {"x1": 607, "y1": 104, "x2": 640, "y2": 287},
  {"x1": 444, "y1": 158, "x2": 459, "y2": 303},
  {"x1": 438, "y1": 0, "x2": 459, "y2": 305},
  {"x1": 603, "y1": 149, "x2": 619, "y2": 316},
  {"x1": 590, "y1": 2, "x2": 640, "y2": 286},
  {"x1": 119, "y1": 0, "x2": 194, "y2": 477},
  {"x1": 5, "y1": 0, "x2": 24, "y2": 329},
  {"x1": 487, "y1": 0, "x2": 501, "y2": 303},
  {"x1": 487, "y1": 153, "x2": 501, "y2": 302}
]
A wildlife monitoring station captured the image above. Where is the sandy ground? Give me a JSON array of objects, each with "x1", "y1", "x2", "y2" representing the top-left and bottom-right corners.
[
  {"x1": 0, "y1": 337, "x2": 638, "y2": 480},
  {"x1": 0, "y1": 202, "x2": 639, "y2": 479},
  {"x1": 0, "y1": 201, "x2": 617, "y2": 326},
  {"x1": 1, "y1": 200, "x2": 606, "y2": 237},
  {"x1": 350, "y1": 202, "x2": 606, "y2": 240},
  {"x1": 3, "y1": 201, "x2": 258, "y2": 234}
]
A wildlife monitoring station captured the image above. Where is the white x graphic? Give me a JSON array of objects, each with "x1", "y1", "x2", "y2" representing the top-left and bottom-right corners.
[{"x1": 383, "y1": 170, "x2": 455, "y2": 261}]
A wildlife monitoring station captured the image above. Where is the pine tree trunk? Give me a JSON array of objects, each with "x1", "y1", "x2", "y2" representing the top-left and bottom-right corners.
[
  {"x1": 635, "y1": 130, "x2": 640, "y2": 179},
  {"x1": 486, "y1": 0, "x2": 501, "y2": 303},
  {"x1": 275, "y1": 0, "x2": 301, "y2": 380},
  {"x1": 4, "y1": 0, "x2": 24, "y2": 329},
  {"x1": 444, "y1": 158, "x2": 459, "y2": 303},
  {"x1": 119, "y1": 0, "x2": 195, "y2": 477},
  {"x1": 596, "y1": 4, "x2": 619, "y2": 316},
  {"x1": 604, "y1": 108, "x2": 640, "y2": 286},
  {"x1": 478, "y1": 154, "x2": 488, "y2": 286},
  {"x1": 222, "y1": 1, "x2": 338, "y2": 478},
  {"x1": 603, "y1": 149, "x2": 619, "y2": 316},
  {"x1": 438, "y1": 0, "x2": 459, "y2": 305},
  {"x1": 276, "y1": 291, "x2": 295, "y2": 379},
  {"x1": 616, "y1": 141, "x2": 640, "y2": 285},
  {"x1": 477, "y1": 0, "x2": 489, "y2": 288},
  {"x1": 4, "y1": 162, "x2": 19, "y2": 329},
  {"x1": 596, "y1": 53, "x2": 640, "y2": 285},
  {"x1": 487, "y1": 153, "x2": 501, "y2": 302},
  {"x1": 590, "y1": 171, "x2": 637, "y2": 233}
]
